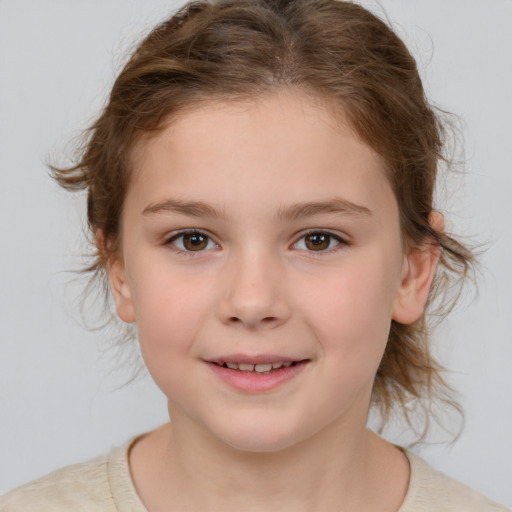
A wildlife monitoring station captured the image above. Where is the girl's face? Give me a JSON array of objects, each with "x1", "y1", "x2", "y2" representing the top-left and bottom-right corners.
[{"x1": 110, "y1": 90, "x2": 432, "y2": 452}]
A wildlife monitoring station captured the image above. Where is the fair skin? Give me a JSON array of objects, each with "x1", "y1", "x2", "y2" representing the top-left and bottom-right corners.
[{"x1": 108, "y1": 90, "x2": 441, "y2": 512}]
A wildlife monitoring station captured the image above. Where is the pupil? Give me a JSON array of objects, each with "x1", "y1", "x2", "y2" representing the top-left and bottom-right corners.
[
  {"x1": 184, "y1": 233, "x2": 207, "y2": 251},
  {"x1": 306, "y1": 233, "x2": 329, "y2": 250}
]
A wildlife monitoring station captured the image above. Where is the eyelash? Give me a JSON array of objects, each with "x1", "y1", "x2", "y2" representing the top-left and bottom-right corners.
[
  {"x1": 165, "y1": 229, "x2": 220, "y2": 255},
  {"x1": 164, "y1": 229, "x2": 347, "y2": 256},
  {"x1": 292, "y1": 230, "x2": 347, "y2": 254}
]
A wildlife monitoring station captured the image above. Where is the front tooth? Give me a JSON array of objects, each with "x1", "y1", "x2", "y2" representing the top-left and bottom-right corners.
[
  {"x1": 226, "y1": 362, "x2": 238, "y2": 370},
  {"x1": 272, "y1": 362, "x2": 283, "y2": 369},
  {"x1": 239, "y1": 363, "x2": 255, "y2": 371},
  {"x1": 255, "y1": 363, "x2": 273, "y2": 373}
]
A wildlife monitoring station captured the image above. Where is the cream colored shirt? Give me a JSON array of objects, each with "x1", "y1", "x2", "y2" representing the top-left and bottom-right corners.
[{"x1": 0, "y1": 438, "x2": 507, "y2": 511}]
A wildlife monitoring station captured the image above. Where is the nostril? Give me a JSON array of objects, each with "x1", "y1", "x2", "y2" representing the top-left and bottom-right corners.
[{"x1": 226, "y1": 315, "x2": 279, "y2": 327}]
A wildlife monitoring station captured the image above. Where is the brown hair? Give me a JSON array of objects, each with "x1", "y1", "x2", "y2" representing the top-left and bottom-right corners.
[{"x1": 53, "y1": 0, "x2": 474, "y2": 434}]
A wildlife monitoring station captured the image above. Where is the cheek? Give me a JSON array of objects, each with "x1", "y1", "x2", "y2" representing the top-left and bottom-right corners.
[
  {"x1": 128, "y1": 265, "x2": 213, "y2": 378},
  {"x1": 296, "y1": 256, "x2": 398, "y2": 362}
]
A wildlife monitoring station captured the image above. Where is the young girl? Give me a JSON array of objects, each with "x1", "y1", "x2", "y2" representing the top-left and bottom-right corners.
[{"x1": 1, "y1": 1, "x2": 508, "y2": 510}]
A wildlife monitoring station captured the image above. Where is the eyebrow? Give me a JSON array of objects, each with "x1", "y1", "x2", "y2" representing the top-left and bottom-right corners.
[
  {"x1": 142, "y1": 197, "x2": 372, "y2": 220},
  {"x1": 142, "y1": 198, "x2": 225, "y2": 218},
  {"x1": 276, "y1": 198, "x2": 373, "y2": 221}
]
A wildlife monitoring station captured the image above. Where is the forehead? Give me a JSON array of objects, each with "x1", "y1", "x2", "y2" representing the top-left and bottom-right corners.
[
  {"x1": 130, "y1": 90, "x2": 343, "y2": 164},
  {"x1": 127, "y1": 90, "x2": 396, "y2": 220}
]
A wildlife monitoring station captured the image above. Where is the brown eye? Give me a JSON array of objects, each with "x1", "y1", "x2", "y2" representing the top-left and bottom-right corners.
[
  {"x1": 183, "y1": 233, "x2": 208, "y2": 251},
  {"x1": 170, "y1": 231, "x2": 217, "y2": 252},
  {"x1": 293, "y1": 231, "x2": 343, "y2": 252},
  {"x1": 304, "y1": 233, "x2": 331, "y2": 251}
]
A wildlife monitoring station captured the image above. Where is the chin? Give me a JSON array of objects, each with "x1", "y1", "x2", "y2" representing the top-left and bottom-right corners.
[
  {"x1": 225, "y1": 435, "x2": 299, "y2": 454},
  {"x1": 211, "y1": 418, "x2": 310, "y2": 454}
]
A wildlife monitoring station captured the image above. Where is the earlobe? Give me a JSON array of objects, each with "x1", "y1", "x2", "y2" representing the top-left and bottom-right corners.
[
  {"x1": 96, "y1": 230, "x2": 135, "y2": 323},
  {"x1": 392, "y1": 212, "x2": 444, "y2": 324},
  {"x1": 108, "y1": 256, "x2": 136, "y2": 323}
]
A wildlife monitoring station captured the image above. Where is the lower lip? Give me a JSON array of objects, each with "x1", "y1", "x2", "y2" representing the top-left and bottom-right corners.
[{"x1": 206, "y1": 361, "x2": 308, "y2": 393}]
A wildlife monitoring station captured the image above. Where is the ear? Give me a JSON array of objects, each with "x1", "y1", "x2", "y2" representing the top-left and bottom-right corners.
[
  {"x1": 97, "y1": 231, "x2": 136, "y2": 323},
  {"x1": 392, "y1": 212, "x2": 444, "y2": 324},
  {"x1": 108, "y1": 257, "x2": 136, "y2": 323}
]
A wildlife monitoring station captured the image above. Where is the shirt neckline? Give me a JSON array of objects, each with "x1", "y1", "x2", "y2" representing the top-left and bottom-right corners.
[{"x1": 107, "y1": 436, "x2": 421, "y2": 512}]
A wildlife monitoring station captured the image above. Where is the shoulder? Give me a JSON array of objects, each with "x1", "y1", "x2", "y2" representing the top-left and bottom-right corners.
[
  {"x1": 400, "y1": 449, "x2": 508, "y2": 512},
  {"x1": 0, "y1": 453, "x2": 112, "y2": 511},
  {"x1": 0, "y1": 454, "x2": 117, "y2": 512},
  {"x1": 0, "y1": 438, "x2": 146, "y2": 512}
]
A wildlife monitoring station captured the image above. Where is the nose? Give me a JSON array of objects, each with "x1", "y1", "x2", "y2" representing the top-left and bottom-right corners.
[{"x1": 216, "y1": 249, "x2": 291, "y2": 330}]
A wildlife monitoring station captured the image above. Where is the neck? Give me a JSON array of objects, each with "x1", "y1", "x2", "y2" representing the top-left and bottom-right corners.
[
  {"x1": 175, "y1": 418, "x2": 367, "y2": 508},
  {"x1": 130, "y1": 414, "x2": 409, "y2": 512}
]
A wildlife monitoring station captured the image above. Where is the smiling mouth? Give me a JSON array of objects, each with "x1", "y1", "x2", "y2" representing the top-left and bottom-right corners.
[
  {"x1": 210, "y1": 361, "x2": 305, "y2": 374},
  {"x1": 206, "y1": 358, "x2": 309, "y2": 392}
]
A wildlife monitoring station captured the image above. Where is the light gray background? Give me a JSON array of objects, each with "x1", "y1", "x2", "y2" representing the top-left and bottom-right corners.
[{"x1": 1, "y1": 0, "x2": 511, "y2": 506}]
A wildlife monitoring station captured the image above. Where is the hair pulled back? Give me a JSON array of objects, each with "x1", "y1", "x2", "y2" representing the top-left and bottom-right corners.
[{"x1": 54, "y1": 0, "x2": 474, "y2": 434}]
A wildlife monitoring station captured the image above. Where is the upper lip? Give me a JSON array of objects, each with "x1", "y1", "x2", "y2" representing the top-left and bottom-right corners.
[{"x1": 206, "y1": 354, "x2": 307, "y2": 365}]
